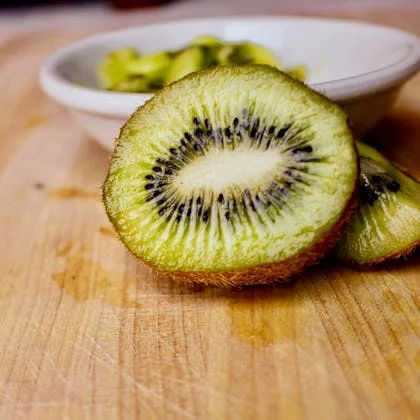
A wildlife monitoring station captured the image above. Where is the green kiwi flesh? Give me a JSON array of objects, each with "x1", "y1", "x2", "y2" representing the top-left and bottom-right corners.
[
  {"x1": 335, "y1": 142, "x2": 420, "y2": 264},
  {"x1": 230, "y1": 43, "x2": 285, "y2": 70},
  {"x1": 98, "y1": 48, "x2": 138, "y2": 89},
  {"x1": 103, "y1": 65, "x2": 358, "y2": 284},
  {"x1": 165, "y1": 46, "x2": 204, "y2": 84}
]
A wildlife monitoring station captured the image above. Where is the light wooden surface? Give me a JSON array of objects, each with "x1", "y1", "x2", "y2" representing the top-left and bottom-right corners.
[{"x1": 0, "y1": 9, "x2": 419, "y2": 420}]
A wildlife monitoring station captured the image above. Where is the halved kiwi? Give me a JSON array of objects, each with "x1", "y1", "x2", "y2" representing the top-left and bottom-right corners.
[
  {"x1": 335, "y1": 142, "x2": 420, "y2": 264},
  {"x1": 103, "y1": 65, "x2": 358, "y2": 286}
]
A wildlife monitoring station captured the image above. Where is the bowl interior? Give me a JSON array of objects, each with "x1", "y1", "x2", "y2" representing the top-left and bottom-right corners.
[{"x1": 54, "y1": 17, "x2": 418, "y2": 90}]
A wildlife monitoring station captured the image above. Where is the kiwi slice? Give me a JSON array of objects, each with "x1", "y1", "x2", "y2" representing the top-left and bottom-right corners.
[
  {"x1": 335, "y1": 142, "x2": 420, "y2": 264},
  {"x1": 165, "y1": 46, "x2": 204, "y2": 84},
  {"x1": 103, "y1": 65, "x2": 358, "y2": 286}
]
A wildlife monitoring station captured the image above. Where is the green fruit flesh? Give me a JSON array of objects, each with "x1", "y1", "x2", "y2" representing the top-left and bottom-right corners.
[
  {"x1": 98, "y1": 48, "x2": 138, "y2": 89},
  {"x1": 103, "y1": 65, "x2": 357, "y2": 273},
  {"x1": 230, "y1": 43, "x2": 285, "y2": 70},
  {"x1": 165, "y1": 46, "x2": 204, "y2": 84},
  {"x1": 191, "y1": 35, "x2": 222, "y2": 47},
  {"x1": 335, "y1": 142, "x2": 420, "y2": 263},
  {"x1": 97, "y1": 41, "x2": 306, "y2": 92}
]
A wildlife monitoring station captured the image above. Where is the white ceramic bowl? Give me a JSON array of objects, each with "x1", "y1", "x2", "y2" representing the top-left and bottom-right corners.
[{"x1": 40, "y1": 16, "x2": 420, "y2": 151}]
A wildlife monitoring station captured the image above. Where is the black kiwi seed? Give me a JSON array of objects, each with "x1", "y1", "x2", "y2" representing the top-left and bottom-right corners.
[
  {"x1": 293, "y1": 145, "x2": 313, "y2": 153},
  {"x1": 250, "y1": 127, "x2": 258, "y2": 138},
  {"x1": 196, "y1": 197, "x2": 202, "y2": 205},
  {"x1": 165, "y1": 168, "x2": 173, "y2": 175},
  {"x1": 202, "y1": 210, "x2": 209, "y2": 222},
  {"x1": 157, "y1": 198, "x2": 166, "y2": 206},
  {"x1": 225, "y1": 211, "x2": 231, "y2": 220},
  {"x1": 158, "y1": 208, "x2": 166, "y2": 216},
  {"x1": 176, "y1": 215, "x2": 182, "y2": 222},
  {"x1": 277, "y1": 124, "x2": 291, "y2": 138},
  {"x1": 204, "y1": 118, "x2": 211, "y2": 129},
  {"x1": 145, "y1": 175, "x2": 154, "y2": 180},
  {"x1": 145, "y1": 184, "x2": 154, "y2": 190},
  {"x1": 233, "y1": 117, "x2": 239, "y2": 127},
  {"x1": 170, "y1": 148, "x2": 178, "y2": 155},
  {"x1": 193, "y1": 117, "x2": 201, "y2": 126},
  {"x1": 178, "y1": 204, "x2": 185, "y2": 213},
  {"x1": 193, "y1": 144, "x2": 201, "y2": 152},
  {"x1": 387, "y1": 180, "x2": 400, "y2": 192},
  {"x1": 152, "y1": 166, "x2": 162, "y2": 173},
  {"x1": 184, "y1": 132, "x2": 192, "y2": 141},
  {"x1": 195, "y1": 128, "x2": 204, "y2": 137},
  {"x1": 268, "y1": 125, "x2": 276, "y2": 134},
  {"x1": 156, "y1": 158, "x2": 165, "y2": 164},
  {"x1": 217, "y1": 193, "x2": 224, "y2": 203}
]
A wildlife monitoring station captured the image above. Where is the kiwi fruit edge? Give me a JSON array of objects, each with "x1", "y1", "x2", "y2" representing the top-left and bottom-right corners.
[{"x1": 335, "y1": 141, "x2": 420, "y2": 265}]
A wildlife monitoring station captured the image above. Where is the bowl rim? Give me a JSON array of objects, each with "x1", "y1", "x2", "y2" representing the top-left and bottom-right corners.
[{"x1": 39, "y1": 15, "x2": 420, "y2": 116}]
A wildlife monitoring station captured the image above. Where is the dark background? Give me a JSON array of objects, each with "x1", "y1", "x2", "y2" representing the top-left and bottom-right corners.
[{"x1": 0, "y1": 0, "x2": 171, "y2": 9}]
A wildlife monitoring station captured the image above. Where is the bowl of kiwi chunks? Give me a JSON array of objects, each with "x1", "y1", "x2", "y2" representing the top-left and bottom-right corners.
[
  {"x1": 40, "y1": 17, "x2": 420, "y2": 150},
  {"x1": 103, "y1": 65, "x2": 420, "y2": 287}
]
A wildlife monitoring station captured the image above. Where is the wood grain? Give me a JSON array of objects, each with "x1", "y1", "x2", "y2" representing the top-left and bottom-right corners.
[{"x1": 0, "y1": 10, "x2": 419, "y2": 420}]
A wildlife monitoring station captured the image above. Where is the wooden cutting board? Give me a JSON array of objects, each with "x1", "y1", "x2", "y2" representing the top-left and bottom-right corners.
[{"x1": 0, "y1": 9, "x2": 419, "y2": 420}]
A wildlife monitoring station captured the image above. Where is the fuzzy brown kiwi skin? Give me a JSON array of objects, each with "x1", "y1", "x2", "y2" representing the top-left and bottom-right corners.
[
  {"x1": 338, "y1": 240, "x2": 420, "y2": 268},
  {"x1": 103, "y1": 159, "x2": 359, "y2": 288}
]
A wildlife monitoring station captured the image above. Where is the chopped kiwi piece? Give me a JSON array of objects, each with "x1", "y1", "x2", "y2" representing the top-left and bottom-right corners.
[
  {"x1": 112, "y1": 77, "x2": 150, "y2": 93},
  {"x1": 126, "y1": 52, "x2": 171, "y2": 76},
  {"x1": 230, "y1": 42, "x2": 284, "y2": 70},
  {"x1": 191, "y1": 35, "x2": 222, "y2": 47},
  {"x1": 165, "y1": 46, "x2": 204, "y2": 84},
  {"x1": 126, "y1": 52, "x2": 172, "y2": 89},
  {"x1": 103, "y1": 65, "x2": 358, "y2": 286},
  {"x1": 214, "y1": 45, "x2": 235, "y2": 64},
  {"x1": 335, "y1": 142, "x2": 420, "y2": 264},
  {"x1": 98, "y1": 47, "x2": 138, "y2": 89},
  {"x1": 288, "y1": 66, "x2": 307, "y2": 82}
]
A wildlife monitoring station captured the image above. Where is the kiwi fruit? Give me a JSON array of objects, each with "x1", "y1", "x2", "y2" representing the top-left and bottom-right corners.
[
  {"x1": 126, "y1": 52, "x2": 171, "y2": 76},
  {"x1": 103, "y1": 65, "x2": 358, "y2": 287},
  {"x1": 165, "y1": 46, "x2": 204, "y2": 84},
  {"x1": 98, "y1": 41, "x2": 307, "y2": 93},
  {"x1": 230, "y1": 42, "x2": 285, "y2": 70},
  {"x1": 98, "y1": 47, "x2": 138, "y2": 89},
  {"x1": 335, "y1": 142, "x2": 420, "y2": 264},
  {"x1": 191, "y1": 35, "x2": 222, "y2": 47}
]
